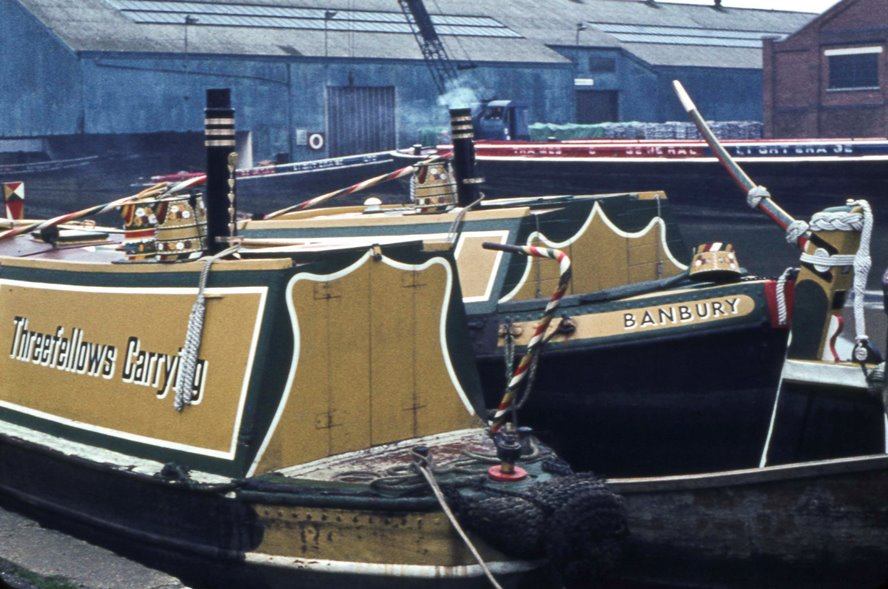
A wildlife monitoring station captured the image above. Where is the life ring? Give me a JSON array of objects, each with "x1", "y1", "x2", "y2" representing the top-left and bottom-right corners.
[{"x1": 308, "y1": 133, "x2": 325, "y2": 151}]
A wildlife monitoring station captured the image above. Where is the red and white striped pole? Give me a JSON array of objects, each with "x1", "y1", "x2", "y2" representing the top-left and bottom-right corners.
[
  {"x1": 262, "y1": 153, "x2": 451, "y2": 219},
  {"x1": 483, "y1": 242, "x2": 572, "y2": 435},
  {"x1": 0, "y1": 174, "x2": 204, "y2": 242}
]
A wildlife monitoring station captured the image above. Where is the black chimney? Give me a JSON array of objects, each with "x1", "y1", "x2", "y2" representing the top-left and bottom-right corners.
[
  {"x1": 449, "y1": 108, "x2": 483, "y2": 207},
  {"x1": 204, "y1": 88, "x2": 236, "y2": 252}
]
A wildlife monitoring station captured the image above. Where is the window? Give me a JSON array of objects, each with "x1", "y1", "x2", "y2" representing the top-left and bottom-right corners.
[
  {"x1": 826, "y1": 46, "x2": 882, "y2": 90},
  {"x1": 588, "y1": 56, "x2": 616, "y2": 73}
]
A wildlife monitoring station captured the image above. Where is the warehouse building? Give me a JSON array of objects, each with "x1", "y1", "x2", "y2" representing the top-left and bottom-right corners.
[{"x1": 1, "y1": 0, "x2": 813, "y2": 168}]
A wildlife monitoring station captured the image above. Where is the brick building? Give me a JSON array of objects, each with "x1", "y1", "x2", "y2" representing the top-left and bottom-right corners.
[{"x1": 763, "y1": 0, "x2": 888, "y2": 138}]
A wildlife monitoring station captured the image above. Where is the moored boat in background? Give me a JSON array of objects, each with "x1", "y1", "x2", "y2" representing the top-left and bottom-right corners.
[
  {"x1": 150, "y1": 150, "x2": 401, "y2": 214},
  {"x1": 393, "y1": 137, "x2": 888, "y2": 218}
]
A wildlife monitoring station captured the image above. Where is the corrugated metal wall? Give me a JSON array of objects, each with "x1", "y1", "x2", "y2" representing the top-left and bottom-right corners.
[
  {"x1": 3, "y1": 0, "x2": 771, "y2": 163},
  {"x1": 326, "y1": 86, "x2": 396, "y2": 157},
  {"x1": 0, "y1": 1, "x2": 83, "y2": 137}
]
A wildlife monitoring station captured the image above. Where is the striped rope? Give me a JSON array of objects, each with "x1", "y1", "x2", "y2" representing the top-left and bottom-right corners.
[
  {"x1": 485, "y1": 244, "x2": 572, "y2": 434},
  {"x1": 263, "y1": 153, "x2": 451, "y2": 219},
  {"x1": 0, "y1": 175, "x2": 206, "y2": 243}
]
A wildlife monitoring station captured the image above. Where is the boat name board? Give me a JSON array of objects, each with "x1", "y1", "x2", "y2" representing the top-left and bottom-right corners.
[
  {"x1": 731, "y1": 143, "x2": 855, "y2": 157},
  {"x1": 622, "y1": 297, "x2": 743, "y2": 330},
  {"x1": 8, "y1": 316, "x2": 207, "y2": 401},
  {"x1": 502, "y1": 294, "x2": 757, "y2": 346}
]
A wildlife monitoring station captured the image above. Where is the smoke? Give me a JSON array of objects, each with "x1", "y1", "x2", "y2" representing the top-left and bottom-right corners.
[
  {"x1": 437, "y1": 74, "x2": 490, "y2": 110},
  {"x1": 437, "y1": 83, "x2": 480, "y2": 110},
  {"x1": 397, "y1": 74, "x2": 491, "y2": 147}
]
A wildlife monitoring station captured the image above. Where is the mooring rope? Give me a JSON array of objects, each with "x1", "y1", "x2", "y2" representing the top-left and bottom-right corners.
[
  {"x1": 412, "y1": 449, "x2": 505, "y2": 589},
  {"x1": 174, "y1": 244, "x2": 241, "y2": 411},
  {"x1": 447, "y1": 195, "x2": 484, "y2": 243}
]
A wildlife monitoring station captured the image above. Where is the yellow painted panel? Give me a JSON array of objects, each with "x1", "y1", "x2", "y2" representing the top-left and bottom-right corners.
[
  {"x1": 0, "y1": 280, "x2": 263, "y2": 456},
  {"x1": 255, "y1": 255, "x2": 478, "y2": 474},
  {"x1": 454, "y1": 232, "x2": 507, "y2": 301},
  {"x1": 369, "y1": 266, "x2": 419, "y2": 444},
  {"x1": 326, "y1": 272, "x2": 373, "y2": 455},
  {"x1": 509, "y1": 210, "x2": 684, "y2": 301}
]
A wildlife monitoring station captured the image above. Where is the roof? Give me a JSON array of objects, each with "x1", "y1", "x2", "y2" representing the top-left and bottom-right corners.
[
  {"x1": 524, "y1": 0, "x2": 816, "y2": 68},
  {"x1": 16, "y1": 0, "x2": 816, "y2": 69}
]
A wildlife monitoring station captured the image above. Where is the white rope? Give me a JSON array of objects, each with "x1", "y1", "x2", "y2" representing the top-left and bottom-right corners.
[
  {"x1": 848, "y1": 200, "x2": 873, "y2": 360},
  {"x1": 797, "y1": 200, "x2": 873, "y2": 362},
  {"x1": 775, "y1": 267, "x2": 797, "y2": 327},
  {"x1": 809, "y1": 209, "x2": 865, "y2": 232},
  {"x1": 447, "y1": 195, "x2": 484, "y2": 244},
  {"x1": 174, "y1": 245, "x2": 240, "y2": 411},
  {"x1": 747, "y1": 185, "x2": 771, "y2": 209},
  {"x1": 413, "y1": 452, "x2": 504, "y2": 589},
  {"x1": 784, "y1": 220, "x2": 809, "y2": 245},
  {"x1": 798, "y1": 251, "x2": 857, "y2": 268}
]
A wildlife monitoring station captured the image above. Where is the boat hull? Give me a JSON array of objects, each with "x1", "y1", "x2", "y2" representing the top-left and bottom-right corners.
[
  {"x1": 394, "y1": 140, "x2": 888, "y2": 217},
  {"x1": 467, "y1": 158, "x2": 886, "y2": 216},
  {"x1": 610, "y1": 454, "x2": 888, "y2": 589},
  {"x1": 0, "y1": 431, "x2": 547, "y2": 589},
  {"x1": 478, "y1": 321, "x2": 789, "y2": 477}
]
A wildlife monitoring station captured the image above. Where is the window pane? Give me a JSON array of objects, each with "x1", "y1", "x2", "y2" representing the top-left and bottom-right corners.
[
  {"x1": 829, "y1": 53, "x2": 879, "y2": 89},
  {"x1": 588, "y1": 57, "x2": 616, "y2": 72}
]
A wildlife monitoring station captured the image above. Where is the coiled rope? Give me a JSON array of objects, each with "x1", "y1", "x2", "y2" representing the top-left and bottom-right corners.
[
  {"x1": 795, "y1": 200, "x2": 873, "y2": 362},
  {"x1": 174, "y1": 244, "x2": 241, "y2": 411}
]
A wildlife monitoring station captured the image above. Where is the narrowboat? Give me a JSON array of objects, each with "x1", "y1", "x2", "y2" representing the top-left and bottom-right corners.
[
  {"x1": 611, "y1": 452, "x2": 888, "y2": 589},
  {"x1": 392, "y1": 137, "x2": 888, "y2": 216},
  {"x1": 239, "y1": 103, "x2": 882, "y2": 477},
  {"x1": 0, "y1": 90, "x2": 629, "y2": 589}
]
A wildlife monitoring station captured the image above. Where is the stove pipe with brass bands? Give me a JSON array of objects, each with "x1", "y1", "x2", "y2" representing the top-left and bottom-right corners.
[
  {"x1": 448, "y1": 108, "x2": 484, "y2": 207},
  {"x1": 204, "y1": 88, "x2": 237, "y2": 252}
]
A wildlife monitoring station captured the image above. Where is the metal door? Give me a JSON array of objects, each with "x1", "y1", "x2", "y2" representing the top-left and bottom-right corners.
[
  {"x1": 576, "y1": 90, "x2": 618, "y2": 124},
  {"x1": 327, "y1": 86, "x2": 396, "y2": 157}
]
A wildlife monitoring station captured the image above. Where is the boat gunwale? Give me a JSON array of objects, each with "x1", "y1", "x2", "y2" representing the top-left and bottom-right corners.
[
  {"x1": 0, "y1": 253, "x2": 294, "y2": 272},
  {"x1": 608, "y1": 453, "x2": 888, "y2": 493}
]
